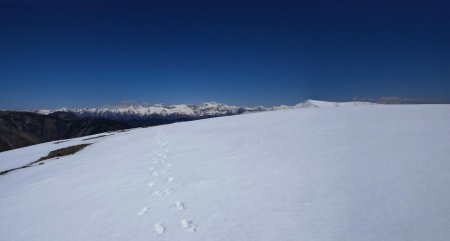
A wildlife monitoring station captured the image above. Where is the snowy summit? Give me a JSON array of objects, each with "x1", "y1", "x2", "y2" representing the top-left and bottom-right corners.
[{"x1": 1, "y1": 103, "x2": 449, "y2": 241}]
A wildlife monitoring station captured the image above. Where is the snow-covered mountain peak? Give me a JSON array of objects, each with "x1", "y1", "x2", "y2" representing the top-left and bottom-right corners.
[
  {"x1": 295, "y1": 99, "x2": 375, "y2": 108},
  {"x1": 199, "y1": 101, "x2": 224, "y2": 106}
]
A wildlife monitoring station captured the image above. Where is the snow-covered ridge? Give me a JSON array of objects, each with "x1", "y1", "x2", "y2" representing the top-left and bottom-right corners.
[
  {"x1": 35, "y1": 100, "x2": 375, "y2": 119},
  {"x1": 295, "y1": 99, "x2": 376, "y2": 108},
  {"x1": 1, "y1": 104, "x2": 449, "y2": 241}
]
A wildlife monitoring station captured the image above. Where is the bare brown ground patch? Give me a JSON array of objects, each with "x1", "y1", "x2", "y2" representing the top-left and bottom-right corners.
[{"x1": 0, "y1": 144, "x2": 91, "y2": 176}]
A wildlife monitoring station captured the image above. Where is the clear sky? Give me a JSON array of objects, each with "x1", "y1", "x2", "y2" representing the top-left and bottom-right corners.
[{"x1": 1, "y1": 0, "x2": 449, "y2": 109}]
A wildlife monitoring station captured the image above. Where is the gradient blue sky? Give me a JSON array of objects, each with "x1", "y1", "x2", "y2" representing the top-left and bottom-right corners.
[{"x1": 1, "y1": 0, "x2": 449, "y2": 109}]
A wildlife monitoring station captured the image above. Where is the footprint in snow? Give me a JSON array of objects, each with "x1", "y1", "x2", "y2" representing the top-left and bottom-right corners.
[
  {"x1": 181, "y1": 219, "x2": 196, "y2": 232},
  {"x1": 163, "y1": 188, "x2": 174, "y2": 195},
  {"x1": 172, "y1": 201, "x2": 185, "y2": 210},
  {"x1": 154, "y1": 223, "x2": 165, "y2": 234},
  {"x1": 137, "y1": 207, "x2": 148, "y2": 216},
  {"x1": 153, "y1": 189, "x2": 174, "y2": 196}
]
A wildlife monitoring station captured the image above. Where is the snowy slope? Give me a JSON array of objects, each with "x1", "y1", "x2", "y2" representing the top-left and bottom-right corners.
[{"x1": 1, "y1": 104, "x2": 450, "y2": 241}]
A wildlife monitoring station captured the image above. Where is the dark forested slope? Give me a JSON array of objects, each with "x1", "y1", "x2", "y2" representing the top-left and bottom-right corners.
[{"x1": 0, "y1": 111, "x2": 131, "y2": 152}]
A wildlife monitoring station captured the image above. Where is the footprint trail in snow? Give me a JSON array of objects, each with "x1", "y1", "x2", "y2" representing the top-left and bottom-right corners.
[{"x1": 140, "y1": 131, "x2": 198, "y2": 235}]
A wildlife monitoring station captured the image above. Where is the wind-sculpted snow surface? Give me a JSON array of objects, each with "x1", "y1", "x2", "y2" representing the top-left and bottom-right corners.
[{"x1": 1, "y1": 104, "x2": 450, "y2": 241}]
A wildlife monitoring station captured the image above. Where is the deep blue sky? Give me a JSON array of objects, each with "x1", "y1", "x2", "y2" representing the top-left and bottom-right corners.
[{"x1": 1, "y1": 0, "x2": 449, "y2": 109}]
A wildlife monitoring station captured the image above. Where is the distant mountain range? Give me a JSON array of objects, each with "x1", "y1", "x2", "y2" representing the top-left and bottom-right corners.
[
  {"x1": 37, "y1": 102, "x2": 272, "y2": 120},
  {"x1": 35, "y1": 99, "x2": 374, "y2": 124},
  {"x1": 0, "y1": 100, "x2": 374, "y2": 152}
]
